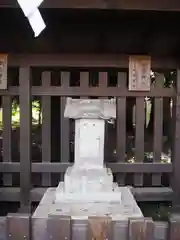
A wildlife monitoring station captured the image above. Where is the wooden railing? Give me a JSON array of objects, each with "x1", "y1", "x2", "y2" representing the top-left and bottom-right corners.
[
  {"x1": 0, "y1": 54, "x2": 179, "y2": 211},
  {"x1": 0, "y1": 212, "x2": 179, "y2": 240}
]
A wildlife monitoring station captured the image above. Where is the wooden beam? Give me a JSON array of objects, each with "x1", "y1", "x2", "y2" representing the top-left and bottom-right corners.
[
  {"x1": 0, "y1": 86, "x2": 175, "y2": 98},
  {"x1": 171, "y1": 70, "x2": 180, "y2": 206},
  {"x1": 1, "y1": 0, "x2": 180, "y2": 11},
  {"x1": 8, "y1": 54, "x2": 179, "y2": 69},
  {"x1": 0, "y1": 162, "x2": 172, "y2": 173},
  {"x1": 41, "y1": 72, "x2": 52, "y2": 187},
  {"x1": 19, "y1": 67, "x2": 31, "y2": 212},
  {"x1": 0, "y1": 187, "x2": 173, "y2": 202}
]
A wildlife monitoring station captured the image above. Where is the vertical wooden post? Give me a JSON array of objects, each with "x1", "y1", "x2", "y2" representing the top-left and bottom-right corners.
[
  {"x1": 19, "y1": 67, "x2": 31, "y2": 212},
  {"x1": 168, "y1": 214, "x2": 180, "y2": 240},
  {"x1": 60, "y1": 72, "x2": 70, "y2": 179},
  {"x1": 42, "y1": 71, "x2": 51, "y2": 186},
  {"x1": 116, "y1": 72, "x2": 127, "y2": 185},
  {"x1": 48, "y1": 215, "x2": 71, "y2": 240},
  {"x1": 88, "y1": 216, "x2": 112, "y2": 240},
  {"x1": 152, "y1": 74, "x2": 164, "y2": 186},
  {"x1": 129, "y1": 218, "x2": 154, "y2": 240},
  {"x1": 171, "y1": 69, "x2": 180, "y2": 207},
  {"x1": 98, "y1": 72, "x2": 109, "y2": 162},
  {"x1": 6, "y1": 213, "x2": 30, "y2": 240},
  {"x1": 134, "y1": 97, "x2": 145, "y2": 186},
  {"x1": 2, "y1": 96, "x2": 12, "y2": 186}
]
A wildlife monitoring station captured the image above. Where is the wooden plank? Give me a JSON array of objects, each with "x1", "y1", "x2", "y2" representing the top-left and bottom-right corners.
[
  {"x1": 0, "y1": 162, "x2": 172, "y2": 173},
  {"x1": 8, "y1": 54, "x2": 179, "y2": 70},
  {"x1": 98, "y1": 96, "x2": 109, "y2": 162},
  {"x1": 129, "y1": 218, "x2": 154, "y2": 240},
  {"x1": 0, "y1": 86, "x2": 175, "y2": 97},
  {"x1": 107, "y1": 162, "x2": 171, "y2": 173},
  {"x1": 42, "y1": 72, "x2": 51, "y2": 187},
  {"x1": 152, "y1": 98, "x2": 163, "y2": 186},
  {"x1": 98, "y1": 72, "x2": 108, "y2": 161},
  {"x1": 129, "y1": 56, "x2": 151, "y2": 91},
  {"x1": 88, "y1": 216, "x2": 112, "y2": 240},
  {"x1": 0, "y1": 54, "x2": 7, "y2": 90},
  {"x1": 19, "y1": 67, "x2": 31, "y2": 212},
  {"x1": 60, "y1": 72, "x2": 70, "y2": 179},
  {"x1": 34, "y1": 162, "x2": 171, "y2": 173},
  {"x1": 0, "y1": 162, "x2": 20, "y2": 172},
  {"x1": 134, "y1": 97, "x2": 145, "y2": 186},
  {"x1": 168, "y1": 214, "x2": 180, "y2": 240},
  {"x1": 2, "y1": 96, "x2": 12, "y2": 186},
  {"x1": 116, "y1": 72, "x2": 127, "y2": 185},
  {"x1": 171, "y1": 69, "x2": 180, "y2": 206},
  {"x1": 113, "y1": 220, "x2": 128, "y2": 240},
  {"x1": 2, "y1": 0, "x2": 180, "y2": 11},
  {"x1": 71, "y1": 219, "x2": 88, "y2": 240},
  {"x1": 154, "y1": 221, "x2": 168, "y2": 240},
  {"x1": 152, "y1": 74, "x2": 164, "y2": 186},
  {"x1": 0, "y1": 186, "x2": 173, "y2": 202},
  {"x1": 32, "y1": 86, "x2": 175, "y2": 97},
  {"x1": 48, "y1": 215, "x2": 71, "y2": 240},
  {"x1": 133, "y1": 187, "x2": 173, "y2": 202},
  {"x1": 6, "y1": 213, "x2": 30, "y2": 240},
  {"x1": 0, "y1": 217, "x2": 6, "y2": 240},
  {"x1": 99, "y1": 72, "x2": 108, "y2": 88},
  {"x1": 80, "y1": 72, "x2": 89, "y2": 89}
]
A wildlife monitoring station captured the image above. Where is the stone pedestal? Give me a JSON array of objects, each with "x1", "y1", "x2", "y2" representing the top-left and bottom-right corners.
[
  {"x1": 55, "y1": 98, "x2": 121, "y2": 203},
  {"x1": 32, "y1": 187, "x2": 143, "y2": 240},
  {"x1": 36, "y1": 98, "x2": 143, "y2": 220}
]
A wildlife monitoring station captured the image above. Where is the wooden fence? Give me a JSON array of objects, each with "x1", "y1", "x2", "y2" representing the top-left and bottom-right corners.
[
  {"x1": 0, "y1": 213, "x2": 179, "y2": 239},
  {"x1": 0, "y1": 54, "x2": 179, "y2": 211}
]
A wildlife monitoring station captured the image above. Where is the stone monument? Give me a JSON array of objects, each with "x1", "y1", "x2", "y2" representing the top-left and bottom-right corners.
[
  {"x1": 52, "y1": 98, "x2": 142, "y2": 219},
  {"x1": 32, "y1": 98, "x2": 143, "y2": 236},
  {"x1": 55, "y1": 98, "x2": 121, "y2": 204}
]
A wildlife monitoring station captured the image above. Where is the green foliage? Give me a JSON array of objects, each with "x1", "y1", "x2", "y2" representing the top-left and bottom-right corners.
[
  {"x1": 139, "y1": 202, "x2": 172, "y2": 221},
  {"x1": 0, "y1": 100, "x2": 41, "y2": 129}
]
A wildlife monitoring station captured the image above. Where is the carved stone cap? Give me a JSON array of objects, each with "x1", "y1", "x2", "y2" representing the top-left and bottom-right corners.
[{"x1": 64, "y1": 98, "x2": 116, "y2": 119}]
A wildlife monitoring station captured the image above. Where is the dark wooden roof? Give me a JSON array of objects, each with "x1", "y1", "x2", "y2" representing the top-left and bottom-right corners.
[
  {"x1": 1, "y1": 8, "x2": 180, "y2": 60},
  {"x1": 1, "y1": 0, "x2": 180, "y2": 11}
]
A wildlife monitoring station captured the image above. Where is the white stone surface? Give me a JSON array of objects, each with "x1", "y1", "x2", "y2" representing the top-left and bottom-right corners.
[
  {"x1": 32, "y1": 99, "x2": 143, "y2": 240},
  {"x1": 55, "y1": 181, "x2": 121, "y2": 203},
  {"x1": 33, "y1": 187, "x2": 143, "y2": 221},
  {"x1": 53, "y1": 98, "x2": 141, "y2": 218},
  {"x1": 55, "y1": 117, "x2": 121, "y2": 203},
  {"x1": 64, "y1": 98, "x2": 116, "y2": 119},
  {"x1": 64, "y1": 167, "x2": 114, "y2": 194},
  {"x1": 75, "y1": 119, "x2": 105, "y2": 168}
]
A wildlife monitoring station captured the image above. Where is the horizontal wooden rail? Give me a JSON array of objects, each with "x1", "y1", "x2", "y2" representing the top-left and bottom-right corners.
[
  {"x1": 8, "y1": 54, "x2": 179, "y2": 69},
  {"x1": 0, "y1": 162, "x2": 172, "y2": 173},
  {"x1": 0, "y1": 187, "x2": 173, "y2": 202},
  {"x1": 0, "y1": 86, "x2": 175, "y2": 97},
  {"x1": 1, "y1": 0, "x2": 180, "y2": 11}
]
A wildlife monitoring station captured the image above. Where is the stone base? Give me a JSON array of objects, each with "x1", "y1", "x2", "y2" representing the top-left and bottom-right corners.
[
  {"x1": 63, "y1": 165, "x2": 115, "y2": 194},
  {"x1": 33, "y1": 187, "x2": 143, "y2": 221},
  {"x1": 55, "y1": 182, "x2": 122, "y2": 203},
  {"x1": 60, "y1": 163, "x2": 122, "y2": 203}
]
